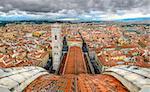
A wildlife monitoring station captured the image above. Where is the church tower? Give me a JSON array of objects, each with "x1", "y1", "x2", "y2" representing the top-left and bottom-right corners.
[{"x1": 51, "y1": 24, "x2": 62, "y2": 71}]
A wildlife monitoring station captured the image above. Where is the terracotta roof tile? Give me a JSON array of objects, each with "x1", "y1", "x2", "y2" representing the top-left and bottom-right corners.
[{"x1": 63, "y1": 46, "x2": 87, "y2": 74}]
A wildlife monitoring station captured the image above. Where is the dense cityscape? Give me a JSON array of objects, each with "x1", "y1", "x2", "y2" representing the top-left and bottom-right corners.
[
  {"x1": 0, "y1": 23, "x2": 149, "y2": 68},
  {"x1": 0, "y1": 0, "x2": 150, "y2": 92},
  {"x1": 0, "y1": 22, "x2": 149, "y2": 92}
]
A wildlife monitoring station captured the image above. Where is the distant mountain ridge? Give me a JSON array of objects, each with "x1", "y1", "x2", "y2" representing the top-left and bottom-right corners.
[{"x1": 0, "y1": 17, "x2": 150, "y2": 26}]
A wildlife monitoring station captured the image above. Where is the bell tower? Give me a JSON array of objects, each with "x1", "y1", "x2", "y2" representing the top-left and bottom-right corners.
[{"x1": 51, "y1": 24, "x2": 62, "y2": 71}]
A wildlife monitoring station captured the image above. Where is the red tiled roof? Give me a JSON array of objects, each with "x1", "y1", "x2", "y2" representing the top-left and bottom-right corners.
[
  {"x1": 24, "y1": 74, "x2": 75, "y2": 92},
  {"x1": 78, "y1": 74, "x2": 128, "y2": 92},
  {"x1": 63, "y1": 46, "x2": 87, "y2": 74},
  {"x1": 25, "y1": 74, "x2": 128, "y2": 92}
]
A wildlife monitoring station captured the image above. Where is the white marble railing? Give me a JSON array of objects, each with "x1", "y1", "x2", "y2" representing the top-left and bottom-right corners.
[
  {"x1": 0, "y1": 66, "x2": 49, "y2": 92},
  {"x1": 104, "y1": 65, "x2": 150, "y2": 92}
]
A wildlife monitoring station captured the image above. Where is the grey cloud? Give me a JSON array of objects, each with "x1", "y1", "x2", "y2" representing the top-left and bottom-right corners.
[{"x1": 0, "y1": 0, "x2": 149, "y2": 14}]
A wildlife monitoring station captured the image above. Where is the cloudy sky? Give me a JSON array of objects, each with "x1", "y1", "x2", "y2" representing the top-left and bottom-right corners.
[{"x1": 0, "y1": 0, "x2": 150, "y2": 21}]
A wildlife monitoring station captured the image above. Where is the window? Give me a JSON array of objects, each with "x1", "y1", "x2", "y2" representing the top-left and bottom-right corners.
[
  {"x1": 55, "y1": 35, "x2": 57, "y2": 40},
  {"x1": 54, "y1": 46, "x2": 58, "y2": 48},
  {"x1": 54, "y1": 53, "x2": 59, "y2": 55}
]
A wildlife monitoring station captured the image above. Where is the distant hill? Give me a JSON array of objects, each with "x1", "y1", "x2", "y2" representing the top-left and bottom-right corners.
[{"x1": 0, "y1": 17, "x2": 150, "y2": 26}]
